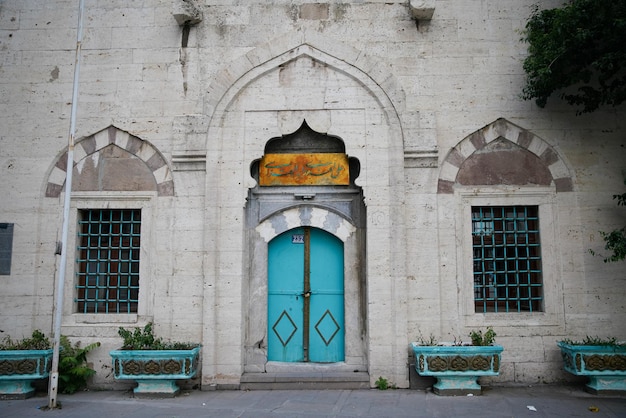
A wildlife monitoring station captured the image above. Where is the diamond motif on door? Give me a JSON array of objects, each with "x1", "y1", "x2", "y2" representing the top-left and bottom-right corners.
[
  {"x1": 272, "y1": 310, "x2": 298, "y2": 346},
  {"x1": 314, "y1": 309, "x2": 340, "y2": 346}
]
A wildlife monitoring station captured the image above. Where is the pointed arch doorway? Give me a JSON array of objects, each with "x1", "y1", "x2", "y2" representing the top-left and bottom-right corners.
[
  {"x1": 243, "y1": 121, "x2": 368, "y2": 383},
  {"x1": 268, "y1": 226, "x2": 345, "y2": 363}
]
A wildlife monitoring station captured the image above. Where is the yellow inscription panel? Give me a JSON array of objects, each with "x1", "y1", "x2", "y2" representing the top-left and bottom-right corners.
[{"x1": 260, "y1": 153, "x2": 350, "y2": 186}]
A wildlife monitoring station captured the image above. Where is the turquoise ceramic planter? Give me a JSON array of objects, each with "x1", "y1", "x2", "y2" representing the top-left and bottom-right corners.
[
  {"x1": 411, "y1": 343, "x2": 503, "y2": 395},
  {"x1": 110, "y1": 346, "x2": 200, "y2": 396},
  {"x1": 557, "y1": 341, "x2": 626, "y2": 394},
  {"x1": 0, "y1": 349, "x2": 53, "y2": 399}
]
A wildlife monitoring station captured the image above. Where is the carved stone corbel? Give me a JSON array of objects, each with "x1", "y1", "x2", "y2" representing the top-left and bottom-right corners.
[
  {"x1": 173, "y1": 0, "x2": 203, "y2": 26},
  {"x1": 409, "y1": 0, "x2": 435, "y2": 21}
]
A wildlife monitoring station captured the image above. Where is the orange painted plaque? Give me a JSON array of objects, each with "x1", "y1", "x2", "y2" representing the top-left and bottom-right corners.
[{"x1": 260, "y1": 153, "x2": 350, "y2": 186}]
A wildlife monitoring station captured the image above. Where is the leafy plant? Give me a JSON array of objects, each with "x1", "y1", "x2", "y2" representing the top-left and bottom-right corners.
[
  {"x1": 600, "y1": 181, "x2": 626, "y2": 262},
  {"x1": 0, "y1": 330, "x2": 51, "y2": 350},
  {"x1": 521, "y1": 0, "x2": 626, "y2": 114},
  {"x1": 561, "y1": 336, "x2": 625, "y2": 346},
  {"x1": 58, "y1": 336, "x2": 100, "y2": 394},
  {"x1": 0, "y1": 331, "x2": 99, "y2": 394},
  {"x1": 589, "y1": 178, "x2": 626, "y2": 262},
  {"x1": 599, "y1": 227, "x2": 626, "y2": 262},
  {"x1": 118, "y1": 323, "x2": 198, "y2": 350},
  {"x1": 375, "y1": 376, "x2": 389, "y2": 390},
  {"x1": 469, "y1": 327, "x2": 497, "y2": 346}
]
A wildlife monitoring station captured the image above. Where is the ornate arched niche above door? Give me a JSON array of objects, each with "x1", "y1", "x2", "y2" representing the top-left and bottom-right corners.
[{"x1": 250, "y1": 120, "x2": 361, "y2": 190}]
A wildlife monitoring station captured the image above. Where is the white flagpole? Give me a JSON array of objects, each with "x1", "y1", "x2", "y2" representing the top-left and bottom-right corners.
[{"x1": 48, "y1": 0, "x2": 85, "y2": 409}]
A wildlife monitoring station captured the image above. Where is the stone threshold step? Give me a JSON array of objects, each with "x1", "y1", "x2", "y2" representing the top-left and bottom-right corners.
[{"x1": 240, "y1": 372, "x2": 370, "y2": 390}]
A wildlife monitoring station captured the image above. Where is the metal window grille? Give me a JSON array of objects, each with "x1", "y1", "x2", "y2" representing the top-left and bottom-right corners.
[
  {"x1": 75, "y1": 209, "x2": 141, "y2": 313},
  {"x1": 472, "y1": 206, "x2": 543, "y2": 313}
]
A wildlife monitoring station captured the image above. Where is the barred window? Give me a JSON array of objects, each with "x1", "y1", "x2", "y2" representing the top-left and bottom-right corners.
[
  {"x1": 472, "y1": 206, "x2": 543, "y2": 313},
  {"x1": 75, "y1": 209, "x2": 141, "y2": 313}
]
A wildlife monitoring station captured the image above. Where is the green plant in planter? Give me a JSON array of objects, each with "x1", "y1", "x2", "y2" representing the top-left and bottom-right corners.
[
  {"x1": 58, "y1": 336, "x2": 100, "y2": 394},
  {"x1": 0, "y1": 331, "x2": 100, "y2": 395},
  {"x1": 411, "y1": 327, "x2": 503, "y2": 395},
  {"x1": 469, "y1": 327, "x2": 497, "y2": 346},
  {"x1": 560, "y1": 336, "x2": 624, "y2": 346},
  {"x1": 417, "y1": 331, "x2": 439, "y2": 345},
  {"x1": 415, "y1": 328, "x2": 497, "y2": 347},
  {"x1": 0, "y1": 330, "x2": 51, "y2": 350},
  {"x1": 557, "y1": 335, "x2": 626, "y2": 394},
  {"x1": 111, "y1": 323, "x2": 200, "y2": 396},
  {"x1": 117, "y1": 323, "x2": 198, "y2": 350},
  {"x1": 0, "y1": 330, "x2": 52, "y2": 398},
  {"x1": 0, "y1": 330, "x2": 100, "y2": 394},
  {"x1": 415, "y1": 331, "x2": 438, "y2": 346}
]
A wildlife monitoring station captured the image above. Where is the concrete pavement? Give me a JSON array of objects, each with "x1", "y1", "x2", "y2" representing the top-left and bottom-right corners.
[{"x1": 1, "y1": 385, "x2": 625, "y2": 417}]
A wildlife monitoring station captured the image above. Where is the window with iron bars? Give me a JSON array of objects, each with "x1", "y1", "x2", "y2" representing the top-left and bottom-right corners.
[
  {"x1": 472, "y1": 206, "x2": 543, "y2": 313},
  {"x1": 75, "y1": 209, "x2": 141, "y2": 313}
]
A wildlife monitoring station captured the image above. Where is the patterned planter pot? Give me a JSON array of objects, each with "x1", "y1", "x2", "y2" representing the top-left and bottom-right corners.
[
  {"x1": 110, "y1": 346, "x2": 200, "y2": 397},
  {"x1": 411, "y1": 343, "x2": 503, "y2": 395},
  {"x1": 0, "y1": 349, "x2": 53, "y2": 399},
  {"x1": 557, "y1": 341, "x2": 626, "y2": 394}
]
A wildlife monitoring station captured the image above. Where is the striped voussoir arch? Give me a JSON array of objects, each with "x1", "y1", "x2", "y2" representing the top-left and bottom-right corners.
[
  {"x1": 437, "y1": 118, "x2": 574, "y2": 194},
  {"x1": 45, "y1": 126, "x2": 173, "y2": 197},
  {"x1": 256, "y1": 206, "x2": 356, "y2": 243}
]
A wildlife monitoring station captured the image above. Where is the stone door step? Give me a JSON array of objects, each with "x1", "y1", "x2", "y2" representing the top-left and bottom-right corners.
[{"x1": 240, "y1": 372, "x2": 370, "y2": 390}]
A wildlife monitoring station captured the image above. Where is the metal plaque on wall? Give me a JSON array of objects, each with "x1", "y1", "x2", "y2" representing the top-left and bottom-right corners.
[{"x1": 260, "y1": 153, "x2": 349, "y2": 186}]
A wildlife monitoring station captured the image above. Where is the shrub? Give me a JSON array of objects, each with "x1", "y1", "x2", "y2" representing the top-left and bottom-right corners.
[
  {"x1": 561, "y1": 336, "x2": 624, "y2": 346},
  {"x1": 469, "y1": 327, "x2": 497, "y2": 346},
  {"x1": 0, "y1": 330, "x2": 51, "y2": 350},
  {"x1": 58, "y1": 336, "x2": 100, "y2": 394},
  {"x1": 118, "y1": 323, "x2": 198, "y2": 350}
]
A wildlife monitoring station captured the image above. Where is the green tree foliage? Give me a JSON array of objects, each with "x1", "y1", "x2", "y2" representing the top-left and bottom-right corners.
[
  {"x1": 589, "y1": 178, "x2": 626, "y2": 263},
  {"x1": 521, "y1": 0, "x2": 626, "y2": 113},
  {"x1": 599, "y1": 181, "x2": 626, "y2": 262}
]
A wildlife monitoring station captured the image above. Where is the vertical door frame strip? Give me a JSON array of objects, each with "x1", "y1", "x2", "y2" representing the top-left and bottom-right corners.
[{"x1": 303, "y1": 227, "x2": 311, "y2": 362}]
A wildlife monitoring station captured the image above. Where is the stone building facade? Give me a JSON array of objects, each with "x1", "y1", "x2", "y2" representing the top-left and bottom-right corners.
[{"x1": 1, "y1": 0, "x2": 624, "y2": 389}]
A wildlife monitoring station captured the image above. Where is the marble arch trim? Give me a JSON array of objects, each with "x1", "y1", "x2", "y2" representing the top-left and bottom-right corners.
[
  {"x1": 437, "y1": 118, "x2": 574, "y2": 194},
  {"x1": 256, "y1": 206, "x2": 357, "y2": 243},
  {"x1": 204, "y1": 31, "x2": 406, "y2": 131},
  {"x1": 44, "y1": 126, "x2": 174, "y2": 198}
]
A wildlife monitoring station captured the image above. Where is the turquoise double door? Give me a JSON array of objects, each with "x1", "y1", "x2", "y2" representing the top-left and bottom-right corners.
[{"x1": 268, "y1": 227, "x2": 345, "y2": 363}]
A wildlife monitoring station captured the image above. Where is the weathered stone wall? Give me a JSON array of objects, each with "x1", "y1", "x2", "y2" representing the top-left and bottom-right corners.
[{"x1": 0, "y1": 0, "x2": 624, "y2": 389}]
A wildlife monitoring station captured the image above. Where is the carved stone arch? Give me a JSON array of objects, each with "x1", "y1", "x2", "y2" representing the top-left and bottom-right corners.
[
  {"x1": 205, "y1": 30, "x2": 407, "y2": 387},
  {"x1": 256, "y1": 206, "x2": 357, "y2": 243},
  {"x1": 45, "y1": 126, "x2": 174, "y2": 197},
  {"x1": 437, "y1": 118, "x2": 574, "y2": 193},
  {"x1": 204, "y1": 30, "x2": 406, "y2": 153}
]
